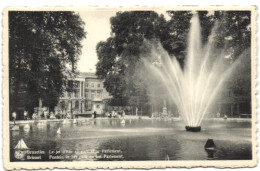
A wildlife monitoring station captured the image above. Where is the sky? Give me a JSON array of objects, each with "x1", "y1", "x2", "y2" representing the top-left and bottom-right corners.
[
  {"x1": 77, "y1": 10, "x2": 117, "y2": 72},
  {"x1": 77, "y1": 9, "x2": 170, "y2": 72}
]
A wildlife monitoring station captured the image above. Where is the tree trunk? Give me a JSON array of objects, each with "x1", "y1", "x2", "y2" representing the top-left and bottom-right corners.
[
  {"x1": 231, "y1": 104, "x2": 233, "y2": 118},
  {"x1": 39, "y1": 98, "x2": 42, "y2": 108},
  {"x1": 237, "y1": 104, "x2": 240, "y2": 117}
]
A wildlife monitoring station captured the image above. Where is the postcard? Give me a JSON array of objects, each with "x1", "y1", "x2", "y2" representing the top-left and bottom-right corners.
[{"x1": 3, "y1": 6, "x2": 257, "y2": 169}]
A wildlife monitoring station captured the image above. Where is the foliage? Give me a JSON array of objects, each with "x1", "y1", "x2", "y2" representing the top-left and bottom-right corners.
[
  {"x1": 9, "y1": 11, "x2": 86, "y2": 113},
  {"x1": 96, "y1": 10, "x2": 251, "y2": 114}
]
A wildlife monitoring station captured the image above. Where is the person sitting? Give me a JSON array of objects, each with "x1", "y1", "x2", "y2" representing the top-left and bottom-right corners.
[{"x1": 49, "y1": 111, "x2": 56, "y2": 119}]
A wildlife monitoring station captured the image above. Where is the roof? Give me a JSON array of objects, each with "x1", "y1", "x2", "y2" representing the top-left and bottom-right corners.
[{"x1": 79, "y1": 72, "x2": 97, "y2": 79}]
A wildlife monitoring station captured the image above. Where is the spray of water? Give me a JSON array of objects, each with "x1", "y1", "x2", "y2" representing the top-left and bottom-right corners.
[{"x1": 144, "y1": 13, "x2": 240, "y2": 127}]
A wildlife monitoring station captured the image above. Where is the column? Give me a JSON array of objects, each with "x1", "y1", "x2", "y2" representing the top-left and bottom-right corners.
[
  {"x1": 79, "y1": 81, "x2": 81, "y2": 98},
  {"x1": 81, "y1": 101, "x2": 85, "y2": 113},
  {"x1": 83, "y1": 81, "x2": 84, "y2": 98},
  {"x1": 82, "y1": 81, "x2": 85, "y2": 98},
  {"x1": 237, "y1": 104, "x2": 240, "y2": 116},
  {"x1": 68, "y1": 100, "x2": 71, "y2": 112},
  {"x1": 79, "y1": 102, "x2": 81, "y2": 113}
]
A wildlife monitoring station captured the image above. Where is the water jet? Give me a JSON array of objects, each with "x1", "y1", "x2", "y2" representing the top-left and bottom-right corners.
[{"x1": 146, "y1": 12, "x2": 237, "y2": 131}]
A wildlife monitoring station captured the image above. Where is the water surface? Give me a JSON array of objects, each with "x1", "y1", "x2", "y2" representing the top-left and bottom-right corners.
[{"x1": 10, "y1": 119, "x2": 252, "y2": 161}]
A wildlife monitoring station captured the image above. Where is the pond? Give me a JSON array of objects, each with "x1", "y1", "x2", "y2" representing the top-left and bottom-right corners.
[{"x1": 10, "y1": 118, "x2": 252, "y2": 161}]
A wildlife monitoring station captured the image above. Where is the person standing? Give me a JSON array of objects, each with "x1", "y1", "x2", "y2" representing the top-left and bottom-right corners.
[
  {"x1": 122, "y1": 110, "x2": 125, "y2": 118},
  {"x1": 112, "y1": 110, "x2": 115, "y2": 118},
  {"x1": 44, "y1": 110, "x2": 49, "y2": 120},
  {"x1": 94, "y1": 111, "x2": 97, "y2": 118},
  {"x1": 61, "y1": 110, "x2": 64, "y2": 119},
  {"x1": 73, "y1": 110, "x2": 78, "y2": 119},
  {"x1": 12, "y1": 112, "x2": 17, "y2": 124},
  {"x1": 24, "y1": 110, "x2": 28, "y2": 120}
]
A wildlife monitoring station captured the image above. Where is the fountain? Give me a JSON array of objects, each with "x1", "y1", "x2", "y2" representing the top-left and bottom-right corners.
[
  {"x1": 162, "y1": 100, "x2": 168, "y2": 117},
  {"x1": 145, "y1": 12, "x2": 238, "y2": 131}
]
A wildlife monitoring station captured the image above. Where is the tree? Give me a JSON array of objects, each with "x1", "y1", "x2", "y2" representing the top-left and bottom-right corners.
[
  {"x1": 96, "y1": 11, "x2": 168, "y2": 110},
  {"x1": 96, "y1": 10, "x2": 251, "y2": 115},
  {"x1": 215, "y1": 11, "x2": 251, "y2": 61},
  {"x1": 9, "y1": 11, "x2": 86, "y2": 115}
]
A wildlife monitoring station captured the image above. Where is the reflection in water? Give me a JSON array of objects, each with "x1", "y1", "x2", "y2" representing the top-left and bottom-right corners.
[
  {"x1": 10, "y1": 119, "x2": 252, "y2": 161},
  {"x1": 56, "y1": 134, "x2": 61, "y2": 139},
  {"x1": 205, "y1": 149, "x2": 216, "y2": 159}
]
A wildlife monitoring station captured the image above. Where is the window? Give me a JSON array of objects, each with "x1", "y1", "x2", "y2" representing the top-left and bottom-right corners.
[
  {"x1": 97, "y1": 84, "x2": 100, "y2": 88},
  {"x1": 86, "y1": 83, "x2": 89, "y2": 87},
  {"x1": 88, "y1": 101, "x2": 92, "y2": 110},
  {"x1": 97, "y1": 91, "x2": 101, "y2": 98},
  {"x1": 91, "y1": 93, "x2": 95, "y2": 99},
  {"x1": 68, "y1": 80, "x2": 73, "y2": 88},
  {"x1": 91, "y1": 83, "x2": 94, "y2": 88},
  {"x1": 75, "y1": 90, "x2": 79, "y2": 98},
  {"x1": 75, "y1": 101, "x2": 79, "y2": 108},
  {"x1": 60, "y1": 101, "x2": 65, "y2": 110},
  {"x1": 74, "y1": 81, "x2": 79, "y2": 87},
  {"x1": 68, "y1": 92, "x2": 71, "y2": 98}
]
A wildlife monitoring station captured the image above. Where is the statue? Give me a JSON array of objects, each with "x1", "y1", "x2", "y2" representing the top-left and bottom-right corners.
[{"x1": 162, "y1": 100, "x2": 168, "y2": 117}]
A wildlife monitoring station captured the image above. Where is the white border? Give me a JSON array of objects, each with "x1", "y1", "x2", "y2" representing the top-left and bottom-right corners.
[{"x1": 1, "y1": 2, "x2": 259, "y2": 170}]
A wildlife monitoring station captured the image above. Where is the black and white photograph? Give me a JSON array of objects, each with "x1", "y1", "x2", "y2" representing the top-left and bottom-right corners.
[{"x1": 3, "y1": 6, "x2": 257, "y2": 169}]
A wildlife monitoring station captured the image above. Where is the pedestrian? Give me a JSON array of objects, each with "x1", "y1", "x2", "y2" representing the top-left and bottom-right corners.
[
  {"x1": 217, "y1": 112, "x2": 221, "y2": 118},
  {"x1": 67, "y1": 111, "x2": 71, "y2": 119},
  {"x1": 224, "y1": 114, "x2": 227, "y2": 120},
  {"x1": 12, "y1": 112, "x2": 17, "y2": 124},
  {"x1": 50, "y1": 111, "x2": 55, "y2": 119},
  {"x1": 61, "y1": 110, "x2": 64, "y2": 119},
  {"x1": 73, "y1": 110, "x2": 78, "y2": 119},
  {"x1": 40, "y1": 110, "x2": 44, "y2": 120},
  {"x1": 32, "y1": 111, "x2": 37, "y2": 120},
  {"x1": 122, "y1": 110, "x2": 125, "y2": 118},
  {"x1": 24, "y1": 110, "x2": 28, "y2": 120},
  {"x1": 112, "y1": 110, "x2": 115, "y2": 118},
  {"x1": 94, "y1": 111, "x2": 97, "y2": 118},
  {"x1": 44, "y1": 110, "x2": 49, "y2": 120}
]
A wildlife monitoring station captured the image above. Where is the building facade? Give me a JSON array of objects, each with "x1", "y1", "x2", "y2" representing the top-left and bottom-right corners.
[{"x1": 55, "y1": 72, "x2": 112, "y2": 115}]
